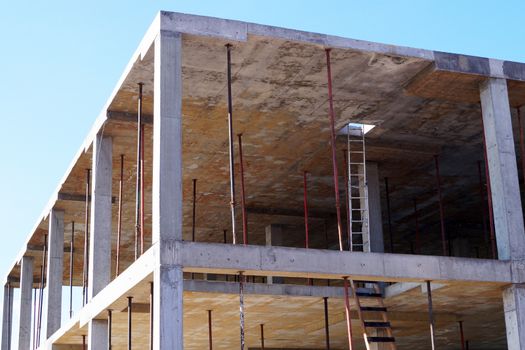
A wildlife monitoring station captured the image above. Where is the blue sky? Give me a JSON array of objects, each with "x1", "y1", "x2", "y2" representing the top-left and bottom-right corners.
[{"x1": 0, "y1": 0, "x2": 524, "y2": 337}]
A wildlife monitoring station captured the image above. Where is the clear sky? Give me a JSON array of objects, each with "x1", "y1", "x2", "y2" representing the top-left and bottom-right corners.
[{"x1": 0, "y1": 0, "x2": 524, "y2": 342}]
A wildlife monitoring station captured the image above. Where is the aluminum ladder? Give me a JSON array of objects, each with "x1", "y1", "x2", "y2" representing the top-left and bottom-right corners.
[{"x1": 347, "y1": 124, "x2": 370, "y2": 252}]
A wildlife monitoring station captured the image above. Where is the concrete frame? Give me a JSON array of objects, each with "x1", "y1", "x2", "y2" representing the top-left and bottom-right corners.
[
  {"x1": 18, "y1": 256, "x2": 33, "y2": 350},
  {"x1": 87, "y1": 132, "x2": 113, "y2": 349},
  {"x1": 1, "y1": 284, "x2": 13, "y2": 350},
  {"x1": 45, "y1": 208, "x2": 64, "y2": 339},
  {"x1": 3, "y1": 11, "x2": 525, "y2": 350}
]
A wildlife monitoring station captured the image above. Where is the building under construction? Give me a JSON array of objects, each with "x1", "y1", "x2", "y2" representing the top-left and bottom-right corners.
[{"x1": 2, "y1": 11, "x2": 525, "y2": 350}]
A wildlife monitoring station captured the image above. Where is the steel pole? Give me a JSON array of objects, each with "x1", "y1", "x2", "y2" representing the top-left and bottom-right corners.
[{"x1": 325, "y1": 48, "x2": 344, "y2": 251}]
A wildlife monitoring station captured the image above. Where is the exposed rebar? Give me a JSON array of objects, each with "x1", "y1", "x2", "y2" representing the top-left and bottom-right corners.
[
  {"x1": 128, "y1": 296, "x2": 133, "y2": 350},
  {"x1": 239, "y1": 271, "x2": 245, "y2": 350},
  {"x1": 135, "y1": 82, "x2": 144, "y2": 260},
  {"x1": 384, "y1": 177, "x2": 394, "y2": 253},
  {"x1": 343, "y1": 277, "x2": 354, "y2": 350},
  {"x1": 83, "y1": 169, "x2": 91, "y2": 305}
]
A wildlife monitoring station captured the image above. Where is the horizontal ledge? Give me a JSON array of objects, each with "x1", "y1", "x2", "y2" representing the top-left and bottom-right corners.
[{"x1": 176, "y1": 241, "x2": 516, "y2": 284}]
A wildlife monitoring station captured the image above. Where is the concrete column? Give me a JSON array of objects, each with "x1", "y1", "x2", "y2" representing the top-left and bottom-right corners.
[
  {"x1": 152, "y1": 29, "x2": 183, "y2": 350},
  {"x1": 46, "y1": 208, "x2": 64, "y2": 338},
  {"x1": 265, "y1": 224, "x2": 284, "y2": 284},
  {"x1": 18, "y1": 256, "x2": 34, "y2": 349},
  {"x1": 1, "y1": 283, "x2": 13, "y2": 350},
  {"x1": 480, "y1": 78, "x2": 525, "y2": 260},
  {"x1": 503, "y1": 284, "x2": 525, "y2": 349},
  {"x1": 87, "y1": 133, "x2": 112, "y2": 349},
  {"x1": 366, "y1": 162, "x2": 384, "y2": 253}
]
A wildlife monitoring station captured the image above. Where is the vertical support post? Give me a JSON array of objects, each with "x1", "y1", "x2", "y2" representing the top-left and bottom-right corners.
[
  {"x1": 480, "y1": 78, "x2": 525, "y2": 260},
  {"x1": 324, "y1": 48, "x2": 344, "y2": 251},
  {"x1": 46, "y1": 209, "x2": 64, "y2": 338},
  {"x1": 225, "y1": 43, "x2": 237, "y2": 245},
  {"x1": 82, "y1": 335, "x2": 86, "y2": 350},
  {"x1": 208, "y1": 310, "x2": 213, "y2": 350},
  {"x1": 323, "y1": 297, "x2": 330, "y2": 350},
  {"x1": 517, "y1": 107, "x2": 525, "y2": 192},
  {"x1": 238, "y1": 134, "x2": 248, "y2": 245},
  {"x1": 502, "y1": 284, "x2": 525, "y2": 350},
  {"x1": 260, "y1": 323, "x2": 265, "y2": 350},
  {"x1": 426, "y1": 281, "x2": 436, "y2": 350},
  {"x1": 303, "y1": 171, "x2": 310, "y2": 249},
  {"x1": 136, "y1": 82, "x2": 145, "y2": 260},
  {"x1": 366, "y1": 163, "x2": 384, "y2": 253},
  {"x1": 18, "y1": 256, "x2": 34, "y2": 350},
  {"x1": 414, "y1": 200, "x2": 421, "y2": 254},
  {"x1": 239, "y1": 272, "x2": 245, "y2": 350},
  {"x1": 434, "y1": 155, "x2": 448, "y2": 256},
  {"x1": 343, "y1": 278, "x2": 354, "y2": 350},
  {"x1": 192, "y1": 179, "x2": 197, "y2": 242},
  {"x1": 83, "y1": 169, "x2": 91, "y2": 306},
  {"x1": 477, "y1": 161, "x2": 489, "y2": 244},
  {"x1": 108, "y1": 310, "x2": 112, "y2": 350},
  {"x1": 1, "y1": 283, "x2": 13, "y2": 350},
  {"x1": 88, "y1": 132, "x2": 112, "y2": 349},
  {"x1": 384, "y1": 178, "x2": 394, "y2": 253},
  {"x1": 69, "y1": 221, "x2": 75, "y2": 318},
  {"x1": 150, "y1": 282, "x2": 153, "y2": 350},
  {"x1": 152, "y1": 28, "x2": 183, "y2": 350},
  {"x1": 116, "y1": 154, "x2": 124, "y2": 277},
  {"x1": 458, "y1": 321, "x2": 465, "y2": 350},
  {"x1": 128, "y1": 297, "x2": 133, "y2": 350}
]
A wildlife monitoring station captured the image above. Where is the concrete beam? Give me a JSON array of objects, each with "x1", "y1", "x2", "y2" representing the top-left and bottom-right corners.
[
  {"x1": 46, "y1": 209, "x2": 64, "y2": 338},
  {"x1": 503, "y1": 284, "x2": 525, "y2": 350},
  {"x1": 1, "y1": 283, "x2": 13, "y2": 350},
  {"x1": 175, "y1": 242, "x2": 516, "y2": 284},
  {"x1": 152, "y1": 27, "x2": 183, "y2": 350},
  {"x1": 17, "y1": 256, "x2": 33, "y2": 350},
  {"x1": 480, "y1": 78, "x2": 525, "y2": 260},
  {"x1": 87, "y1": 133, "x2": 112, "y2": 349}
]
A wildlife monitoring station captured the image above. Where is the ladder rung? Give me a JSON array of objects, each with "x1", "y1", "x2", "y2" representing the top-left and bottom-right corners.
[
  {"x1": 349, "y1": 162, "x2": 364, "y2": 165},
  {"x1": 367, "y1": 336, "x2": 395, "y2": 343},
  {"x1": 349, "y1": 151, "x2": 364, "y2": 153},
  {"x1": 348, "y1": 140, "x2": 364, "y2": 142},
  {"x1": 364, "y1": 321, "x2": 391, "y2": 328},
  {"x1": 350, "y1": 197, "x2": 367, "y2": 199},
  {"x1": 361, "y1": 306, "x2": 387, "y2": 312},
  {"x1": 351, "y1": 208, "x2": 367, "y2": 211}
]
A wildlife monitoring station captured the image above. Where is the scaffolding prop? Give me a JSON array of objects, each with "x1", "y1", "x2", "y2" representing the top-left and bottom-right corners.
[
  {"x1": 434, "y1": 155, "x2": 448, "y2": 256},
  {"x1": 426, "y1": 281, "x2": 436, "y2": 350},
  {"x1": 150, "y1": 282, "x2": 154, "y2": 350},
  {"x1": 255, "y1": 323, "x2": 262, "y2": 350},
  {"x1": 226, "y1": 44, "x2": 238, "y2": 245},
  {"x1": 239, "y1": 272, "x2": 245, "y2": 350},
  {"x1": 208, "y1": 310, "x2": 213, "y2": 350},
  {"x1": 238, "y1": 134, "x2": 248, "y2": 245},
  {"x1": 116, "y1": 154, "x2": 124, "y2": 277},
  {"x1": 324, "y1": 297, "x2": 331, "y2": 350},
  {"x1": 384, "y1": 177, "x2": 394, "y2": 253},
  {"x1": 414, "y1": 199, "x2": 421, "y2": 254},
  {"x1": 135, "y1": 82, "x2": 145, "y2": 259},
  {"x1": 108, "y1": 309, "x2": 112, "y2": 349},
  {"x1": 458, "y1": 321, "x2": 466, "y2": 350},
  {"x1": 324, "y1": 48, "x2": 344, "y2": 251},
  {"x1": 343, "y1": 277, "x2": 354, "y2": 350},
  {"x1": 83, "y1": 169, "x2": 91, "y2": 306},
  {"x1": 69, "y1": 221, "x2": 75, "y2": 318},
  {"x1": 192, "y1": 179, "x2": 197, "y2": 243},
  {"x1": 128, "y1": 296, "x2": 133, "y2": 350}
]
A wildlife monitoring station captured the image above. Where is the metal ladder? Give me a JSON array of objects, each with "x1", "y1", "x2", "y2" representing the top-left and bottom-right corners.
[
  {"x1": 347, "y1": 124, "x2": 370, "y2": 252},
  {"x1": 350, "y1": 280, "x2": 397, "y2": 350}
]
